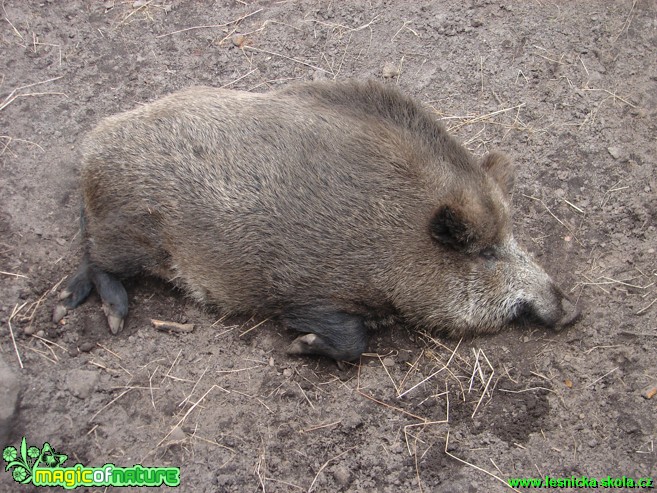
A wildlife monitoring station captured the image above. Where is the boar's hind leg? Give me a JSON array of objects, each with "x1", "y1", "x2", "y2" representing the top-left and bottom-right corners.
[
  {"x1": 57, "y1": 256, "x2": 94, "y2": 310},
  {"x1": 284, "y1": 307, "x2": 367, "y2": 362},
  {"x1": 55, "y1": 255, "x2": 128, "y2": 334}
]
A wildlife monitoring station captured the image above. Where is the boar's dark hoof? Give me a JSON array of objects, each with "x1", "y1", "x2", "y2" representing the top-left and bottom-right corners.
[
  {"x1": 283, "y1": 308, "x2": 367, "y2": 362},
  {"x1": 56, "y1": 256, "x2": 128, "y2": 334},
  {"x1": 90, "y1": 269, "x2": 128, "y2": 334},
  {"x1": 58, "y1": 266, "x2": 94, "y2": 310}
]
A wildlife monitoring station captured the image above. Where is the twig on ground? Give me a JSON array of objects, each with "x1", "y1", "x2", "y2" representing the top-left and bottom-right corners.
[
  {"x1": 307, "y1": 447, "x2": 356, "y2": 493},
  {"x1": 157, "y1": 8, "x2": 263, "y2": 38},
  {"x1": 444, "y1": 430, "x2": 520, "y2": 493},
  {"x1": 8, "y1": 302, "x2": 27, "y2": 369}
]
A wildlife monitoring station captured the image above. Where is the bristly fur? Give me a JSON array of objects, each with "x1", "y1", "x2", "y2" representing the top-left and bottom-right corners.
[{"x1": 57, "y1": 80, "x2": 579, "y2": 360}]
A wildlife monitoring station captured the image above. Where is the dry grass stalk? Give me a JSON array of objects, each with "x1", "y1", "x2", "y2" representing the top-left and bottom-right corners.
[
  {"x1": 8, "y1": 302, "x2": 27, "y2": 368},
  {"x1": 179, "y1": 366, "x2": 210, "y2": 408},
  {"x1": 397, "y1": 338, "x2": 462, "y2": 399},
  {"x1": 469, "y1": 348, "x2": 495, "y2": 418},
  {"x1": 90, "y1": 388, "x2": 132, "y2": 422},
  {"x1": 157, "y1": 384, "x2": 225, "y2": 447},
  {"x1": 0, "y1": 270, "x2": 27, "y2": 278},
  {"x1": 444, "y1": 430, "x2": 521, "y2": 493},
  {"x1": 586, "y1": 367, "x2": 618, "y2": 388},
  {"x1": 299, "y1": 421, "x2": 341, "y2": 434},
  {"x1": 157, "y1": 8, "x2": 263, "y2": 38},
  {"x1": 23, "y1": 345, "x2": 56, "y2": 365},
  {"x1": 307, "y1": 446, "x2": 356, "y2": 493},
  {"x1": 0, "y1": 76, "x2": 66, "y2": 111},
  {"x1": 239, "y1": 317, "x2": 270, "y2": 337}
]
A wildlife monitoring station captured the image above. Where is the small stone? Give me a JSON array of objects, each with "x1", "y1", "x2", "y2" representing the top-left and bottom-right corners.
[
  {"x1": 168, "y1": 426, "x2": 186, "y2": 442},
  {"x1": 607, "y1": 146, "x2": 623, "y2": 160},
  {"x1": 231, "y1": 34, "x2": 245, "y2": 47},
  {"x1": 53, "y1": 304, "x2": 67, "y2": 323},
  {"x1": 382, "y1": 357, "x2": 395, "y2": 367},
  {"x1": 36, "y1": 330, "x2": 45, "y2": 337},
  {"x1": 382, "y1": 62, "x2": 399, "y2": 78},
  {"x1": 23, "y1": 325, "x2": 36, "y2": 335},
  {"x1": 332, "y1": 465, "x2": 351, "y2": 487},
  {"x1": 283, "y1": 368, "x2": 293, "y2": 377},
  {"x1": 67, "y1": 369, "x2": 99, "y2": 399},
  {"x1": 268, "y1": 356, "x2": 275, "y2": 367},
  {"x1": 641, "y1": 383, "x2": 657, "y2": 399},
  {"x1": 341, "y1": 412, "x2": 363, "y2": 430},
  {"x1": 312, "y1": 70, "x2": 327, "y2": 81},
  {"x1": 133, "y1": 0, "x2": 147, "y2": 8},
  {"x1": 79, "y1": 341, "x2": 95, "y2": 353}
]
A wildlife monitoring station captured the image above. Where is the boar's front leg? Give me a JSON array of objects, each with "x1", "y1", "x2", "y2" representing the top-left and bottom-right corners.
[{"x1": 284, "y1": 307, "x2": 367, "y2": 362}]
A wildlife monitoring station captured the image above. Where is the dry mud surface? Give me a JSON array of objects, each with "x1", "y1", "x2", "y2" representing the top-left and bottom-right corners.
[{"x1": 1, "y1": 1, "x2": 656, "y2": 492}]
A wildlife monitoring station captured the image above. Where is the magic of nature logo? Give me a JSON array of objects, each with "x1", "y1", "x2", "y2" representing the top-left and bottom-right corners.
[{"x1": 3, "y1": 437, "x2": 180, "y2": 489}]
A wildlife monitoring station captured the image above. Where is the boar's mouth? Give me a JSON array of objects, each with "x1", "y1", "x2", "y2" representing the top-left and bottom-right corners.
[{"x1": 510, "y1": 289, "x2": 581, "y2": 330}]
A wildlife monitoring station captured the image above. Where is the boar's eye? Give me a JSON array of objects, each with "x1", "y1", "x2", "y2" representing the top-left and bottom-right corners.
[{"x1": 479, "y1": 247, "x2": 497, "y2": 260}]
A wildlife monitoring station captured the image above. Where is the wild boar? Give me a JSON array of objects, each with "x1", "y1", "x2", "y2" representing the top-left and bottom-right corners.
[{"x1": 55, "y1": 80, "x2": 580, "y2": 361}]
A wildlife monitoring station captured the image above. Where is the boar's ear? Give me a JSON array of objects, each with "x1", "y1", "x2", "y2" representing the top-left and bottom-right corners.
[
  {"x1": 481, "y1": 151, "x2": 515, "y2": 195},
  {"x1": 430, "y1": 205, "x2": 476, "y2": 251}
]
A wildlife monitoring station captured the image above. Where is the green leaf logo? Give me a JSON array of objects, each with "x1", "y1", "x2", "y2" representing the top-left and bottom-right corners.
[
  {"x1": 39, "y1": 442, "x2": 68, "y2": 468},
  {"x1": 2, "y1": 437, "x2": 68, "y2": 484},
  {"x1": 2, "y1": 437, "x2": 35, "y2": 484}
]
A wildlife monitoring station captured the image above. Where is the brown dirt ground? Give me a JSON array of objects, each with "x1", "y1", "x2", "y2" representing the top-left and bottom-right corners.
[{"x1": 1, "y1": 1, "x2": 656, "y2": 492}]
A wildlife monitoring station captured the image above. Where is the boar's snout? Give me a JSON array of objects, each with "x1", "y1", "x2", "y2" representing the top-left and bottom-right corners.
[
  {"x1": 516, "y1": 284, "x2": 581, "y2": 330},
  {"x1": 554, "y1": 290, "x2": 581, "y2": 328}
]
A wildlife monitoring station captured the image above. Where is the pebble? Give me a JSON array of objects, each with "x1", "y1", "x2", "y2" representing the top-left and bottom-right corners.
[
  {"x1": 607, "y1": 146, "x2": 623, "y2": 160},
  {"x1": 231, "y1": 34, "x2": 245, "y2": 48},
  {"x1": 67, "y1": 369, "x2": 99, "y2": 399},
  {"x1": 282, "y1": 368, "x2": 293, "y2": 377},
  {"x1": 382, "y1": 357, "x2": 395, "y2": 367},
  {"x1": 168, "y1": 426, "x2": 186, "y2": 442},
  {"x1": 53, "y1": 304, "x2": 67, "y2": 323},
  {"x1": 312, "y1": 70, "x2": 327, "y2": 81},
  {"x1": 382, "y1": 62, "x2": 399, "y2": 78},
  {"x1": 332, "y1": 465, "x2": 351, "y2": 487},
  {"x1": 79, "y1": 341, "x2": 95, "y2": 353}
]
